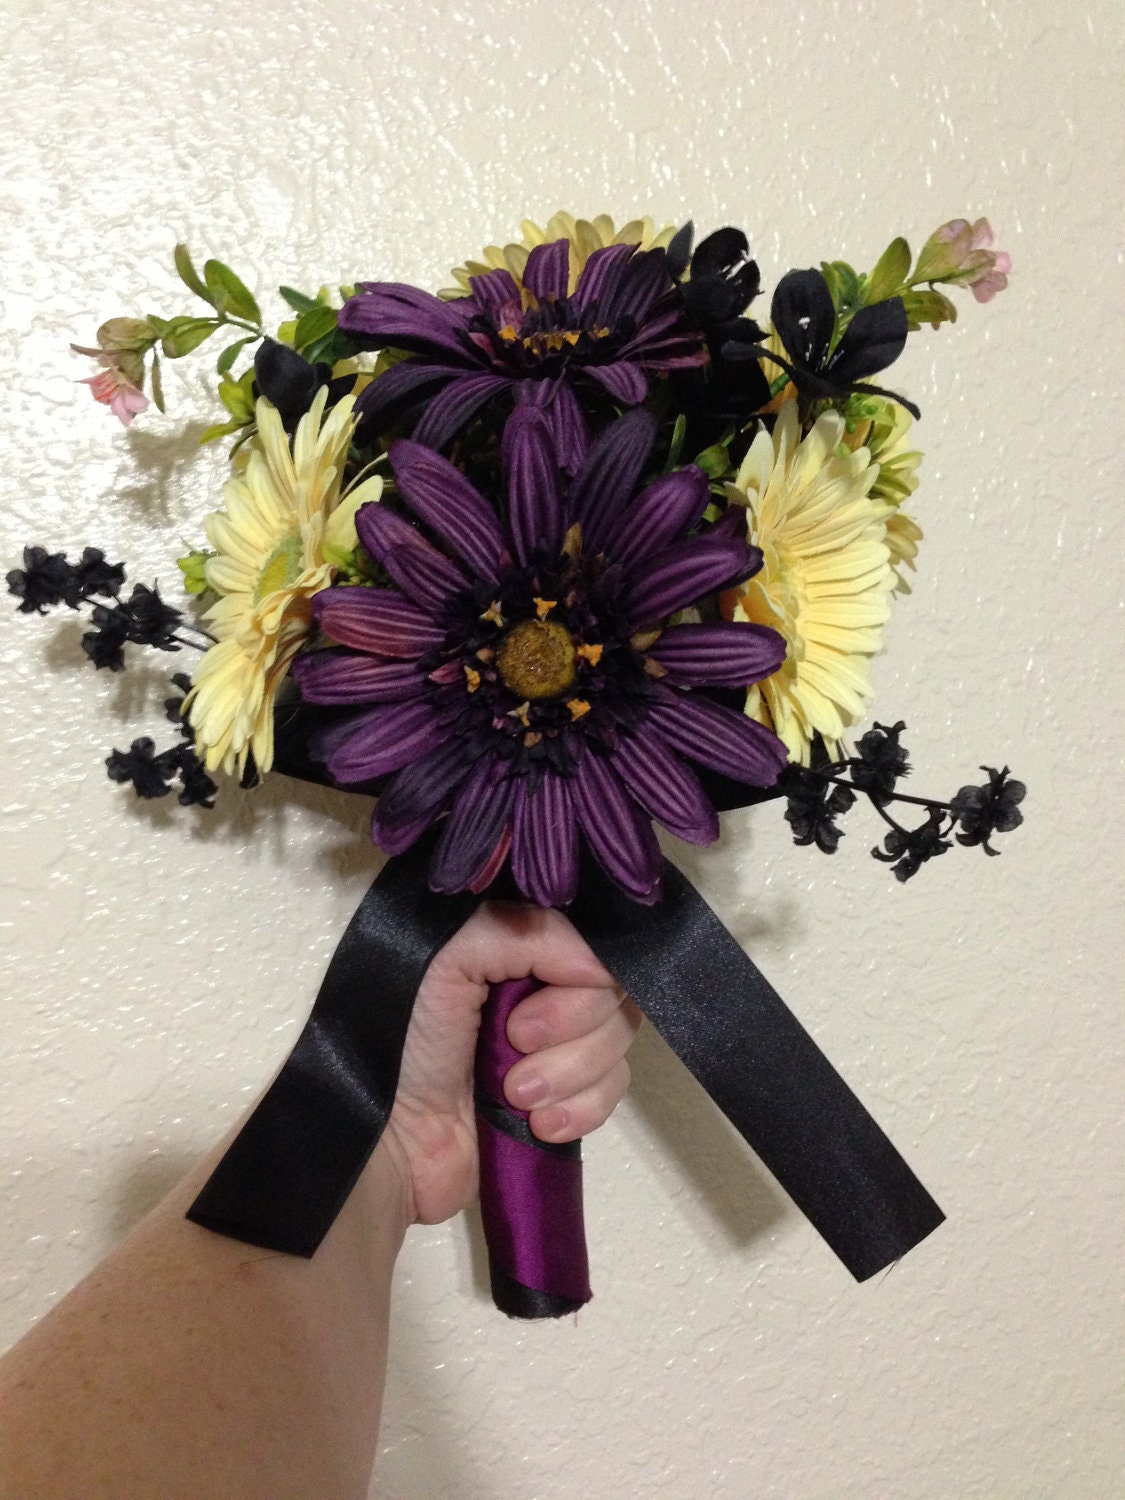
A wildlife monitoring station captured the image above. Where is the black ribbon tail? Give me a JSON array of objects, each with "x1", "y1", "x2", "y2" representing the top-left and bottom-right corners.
[
  {"x1": 187, "y1": 834, "x2": 479, "y2": 1256},
  {"x1": 567, "y1": 856, "x2": 944, "y2": 1281}
]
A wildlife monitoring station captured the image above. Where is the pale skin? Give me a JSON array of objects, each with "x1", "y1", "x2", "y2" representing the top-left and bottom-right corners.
[{"x1": 0, "y1": 902, "x2": 640, "y2": 1500}]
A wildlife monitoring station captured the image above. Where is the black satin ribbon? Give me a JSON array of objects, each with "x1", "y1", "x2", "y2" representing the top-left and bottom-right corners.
[
  {"x1": 187, "y1": 833, "x2": 477, "y2": 1254},
  {"x1": 566, "y1": 855, "x2": 945, "y2": 1281},
  {"x1": 189, "y1": 816, "x2": 942, "y2": 1282}
]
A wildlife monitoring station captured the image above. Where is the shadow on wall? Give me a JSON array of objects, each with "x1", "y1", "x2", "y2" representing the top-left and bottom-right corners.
[
  {"x1": 624, "y1": 1022, "x2": 791, "y2": 1250},
  {"x1": 107, "y1": 1148, "x2": 201, "y2": 1237}
]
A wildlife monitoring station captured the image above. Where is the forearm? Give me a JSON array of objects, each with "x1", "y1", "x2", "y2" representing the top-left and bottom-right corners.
[{"x1": 0, "y1": 1137, "x2": 410, "y2": 1500}]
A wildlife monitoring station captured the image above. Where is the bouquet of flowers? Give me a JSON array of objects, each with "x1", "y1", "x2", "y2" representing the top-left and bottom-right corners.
[{"x1": 9, "y1": 211, "x2": 1022, "y2": 1317}]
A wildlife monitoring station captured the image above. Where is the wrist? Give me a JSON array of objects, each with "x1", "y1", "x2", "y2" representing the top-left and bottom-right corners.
[{"x1": 353, "y1": 1134, "x2": 415, "y2": 1256}]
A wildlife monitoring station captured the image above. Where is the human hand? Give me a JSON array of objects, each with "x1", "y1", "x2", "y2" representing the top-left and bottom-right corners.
[{"x1": 380, "y1": 902, "x2": 641, "y2": 1226}]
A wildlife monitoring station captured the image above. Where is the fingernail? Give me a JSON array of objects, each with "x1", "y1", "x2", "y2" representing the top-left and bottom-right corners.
[
  {"x1": 509, "y1": 1073, "x2": 548, "y2": 1108},
  {"x1": 534, "y1": 1105, "x2": 571, "y2": 1139},
  {"x1": 512, "y1": 1016, "x2": 550, "y2": 1052}
]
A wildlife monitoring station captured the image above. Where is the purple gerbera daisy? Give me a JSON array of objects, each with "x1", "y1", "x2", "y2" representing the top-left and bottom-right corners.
[
  {"x1": 292, "y1": 407, "x2": 788, "y2": 906},
  {"x1": 337, "y1": 239, "x2": 708, "y2": 473}
]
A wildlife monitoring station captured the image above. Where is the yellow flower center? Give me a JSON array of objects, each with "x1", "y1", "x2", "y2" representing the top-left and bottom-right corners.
[
  {"x1": 496, "y1": 618, "x2": 577, "y2": 700},
  {"x1": 255, "y1": 535, "x2": 304, "y2": 601}
]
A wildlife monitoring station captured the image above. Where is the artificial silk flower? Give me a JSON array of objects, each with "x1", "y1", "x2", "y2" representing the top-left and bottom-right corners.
[
  {"x1": 78, "y1": 366, "x2": 150, "y2": 427},
  {"x1": 184, "y1": 389, "x2": 379, "y2": 776},
  {"x1": 914, "y1": 217, "x2": 1012, "y2": 302},
  {"x1": 295, "y1": 406, "x2": 787, "y2": 905},
  {"x1": 723, "y1": 402, "x2": 894, "y2": 763},
  {"x1": 442, "y1": 212, "x2": 678, "y2": 299},
  {"x1": 847, "y1": 400, "x2": 923, "y2": 593},
  {"x1": 337, "y1": 238, "x2": 707, "y2": 472},
  {"x1": 11, "y1": 213, "x2": 1023, "y2": 1321}
]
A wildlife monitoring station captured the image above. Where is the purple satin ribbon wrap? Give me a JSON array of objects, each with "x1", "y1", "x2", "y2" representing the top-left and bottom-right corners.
[{"x1": 474, "y1": 977, "x2": 591, "y2": 1315}]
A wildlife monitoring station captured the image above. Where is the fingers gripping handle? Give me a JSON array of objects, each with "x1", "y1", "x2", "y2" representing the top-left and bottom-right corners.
[{"x1": 474, "y1": 977, "x2": 592, "y2": 1318}]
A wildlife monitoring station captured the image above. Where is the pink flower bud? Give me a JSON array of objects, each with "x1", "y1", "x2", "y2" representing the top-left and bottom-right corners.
[{"x1": 81, "y1": 368, "x2": 150, "y2": 427}]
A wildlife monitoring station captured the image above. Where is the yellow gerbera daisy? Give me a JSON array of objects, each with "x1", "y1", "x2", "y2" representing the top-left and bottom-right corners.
[
  {"x1": 850, "y1": 400, "x2": 923, "y2": 593},
  {"x1": 184, "y1": 389, "x2": 380, "y2": 777},
  {"x1": 723, "y1": 402, "x2": 895, "y2": 763},
  {"x1": 441, "y1": 212, "x2": 677, "y2": 300}
]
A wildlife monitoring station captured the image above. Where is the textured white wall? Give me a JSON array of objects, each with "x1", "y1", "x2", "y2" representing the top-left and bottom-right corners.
[{"x1": 1, "y1": 2, "x2": 1122, "y2": 1496}]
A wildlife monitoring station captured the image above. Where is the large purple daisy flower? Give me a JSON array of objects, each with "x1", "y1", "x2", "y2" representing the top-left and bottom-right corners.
[
  {"x1": 337, "y1": 240, "x2": 707, "y2": 473},
  {"x1": 292, "y1": 408, "x2": 788, "y2": 906}
]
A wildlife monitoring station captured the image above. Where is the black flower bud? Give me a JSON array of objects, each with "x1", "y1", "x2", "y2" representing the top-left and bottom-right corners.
[
  {"x1": 872, "y1": 810, "x2": 951, "y2": 882},
  {"x1": 851, "y1": 721, "x2": 911, "y2": 803},
  {"x1": 951, "y1": 766, "x2": 1026, "y2": 855},
  {"x1": 6, "y1": 547, "x2": 74, "y2": 614},
  {"x1": 105, "y1": 738, "x2": 179, "y2": 798}
]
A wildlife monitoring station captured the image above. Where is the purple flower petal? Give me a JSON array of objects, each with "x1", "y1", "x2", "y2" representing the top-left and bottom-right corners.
[
  {"x1": 354, "y1": 360, "x2": 458, "y2": 430},
  {"x1": 356, "y1": 503, "x2": 470, "y2": 616},
  {"x1": 389, "y1": 440, "x2": 507, "y2": 582},
  {"x1": 468, "y1": 267, "x2": 522, "y2": 319},
  {"x1": 315, "y1": 700, "x2": 450, "y2": 784},
  {"x1": 571, "y1": 753, "x2": 663, "y2": 904},
  {"x1": 618, "y1": 301, "x2": 708, "y2": 369},
  {"x1": 291, "y1": 650, "x2": 425, "y2": 705},
  {"x1": 429, "y1": 758, "x2": 516, "y2": 893},
  {"x1": 646, "y1": 690, "x2": 789, "y2": 786},
  {"x1": 571, "y1": 243, "x2": 635, "y2": 316},
  {"x1": 522, "y1": 240, "x2": 569, "y2": 304},
  {"x1": 648, "y1": 622, "x2": 787, "y2": 687},
  {"x1": 620, "y1": 533, "x2": 761, "y2": 628},
  {"x1": 601, "y1": 249, "x2": 670, "y2": 324},
  {"x1": 368, "y1": 804, "x2": 439, "y2": 857},
  {"x1": 468, "y1": 826, "x2": 512, "y2": 894},
  {"x1": 339, "y1": 283, "x2": 478, "y2": 364},
  {"x1": 501, "y1": 406, "x2": 565, "y2": 563},
  {"x1": 372, "y1": 736, "x2": 476, "y2": 836},
  {"x1": 511, "y1": 772, "x2": 579, "y2": 907},
  {"x1": 546, "y1": 378, "x2": 590, "y2": 475},
  {"x1": 584, "y1": 361, "x2": 648, "y2": 406},
  {"x1": 313, "y1": 586, "x2": 446, "y2": 657},
  {"x1": 412, "y1": 372, "x2": 512, "y2": 450},
  {"x1": 611, "y1": 722, "x2": 720, "y2": 845},
  {"x1": 568, "y1": 407, "x2": 658, "y2": 550},
  {"x1": 518, "y1": 376, "x2": 590, "y2": 476},
  {"x1": 602, "y1": 465, "x2": 711, "y2": 565}
]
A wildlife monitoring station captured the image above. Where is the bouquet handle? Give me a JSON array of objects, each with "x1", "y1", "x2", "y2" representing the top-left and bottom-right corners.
[{"x1": 474, "y1": 976, "x2": 592, "y2": 1318}]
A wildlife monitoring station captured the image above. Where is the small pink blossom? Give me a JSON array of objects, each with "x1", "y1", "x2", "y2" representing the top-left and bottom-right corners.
[
  {"x1": 80, "y1": 367, "x2": 150, "y2": 427},
  {"x1": 917, "y1": 217, "x2": 1011, "y2": 301}
]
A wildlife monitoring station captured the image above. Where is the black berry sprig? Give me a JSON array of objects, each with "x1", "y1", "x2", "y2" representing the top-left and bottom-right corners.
[
  {"x1": 103, "y1": 673, "x2": 218, "y2": 809},
  {"x1": 7, "y1": 546, "x2": 214, "y2": 670},
  {"x1": 781, "y1": 722, "x2": 1026, "y2": 881}
]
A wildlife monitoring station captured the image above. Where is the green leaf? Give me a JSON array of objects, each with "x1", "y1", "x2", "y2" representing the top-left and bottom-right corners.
[
  {"x1": 160, "y1": 316, "x2": 220, "y2": 358},
  {"x1": 864, "y1": 237, "x2": 912, "y2": 305},
  {"x1": 199, "y1": 420, "x2": 245, "y2": 445},
  {"x1": 820, "y1": 259, "x2": 864, "y2": 316},
  {"x1": 174, "y1": 243, "x2": 214, "y2": 305},
  {"x1": 217, "y1": 368, "x2": 256, "y2": 422},
  {"x1": 98, "y1": 316, "x2": 157, "y2": 352},
  {"x1": 216, "y1": 335, "x2": 257, "y2": 377},
  {"x1": 693, "y1": 442, "x2": 733, "y2": 481},
  {"x1": 203, "y1": 259, "x2": 262, "y2": 324},
  {"x1": 293, "y1": 304, "x2": 338, "y2": 351},
  {"x1": 900, "y1": 287, "x2": 958, "y2": 331},
  {"x1": 302, "y1": 327, "x2": 361, "y2": 366},
  {"x1": 150, "y1": 350, "x2": 166, "y2": 413},
  {"x1": 664, "y1": 413, "x2": 687, "y2": 473},
  {"x1": 279, "y1": 285, "x2": 322, "y2": 313},
  {"x1": 115, "y1": 350, "x2": 146, "y2": 388},
  {"x1": 176, "y1": 549, "x2": 215, "y2": 593}
]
